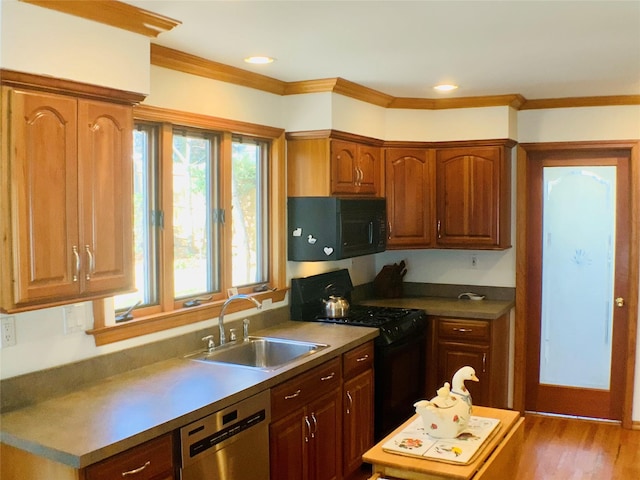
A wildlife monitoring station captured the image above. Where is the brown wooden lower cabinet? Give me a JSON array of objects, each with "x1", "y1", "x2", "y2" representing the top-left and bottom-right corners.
[
  {"x1": 270, "y1": 358, "x2": 343, "y2": 480},
  {"x1": 342, "y1": 342, "x2": 375, "y2": 479},
  {"x1": 429, "y1": 315, "x2": 509, "y2": 408},
  {"x1": 0, "y1": 434, "x2": 176, "y2": 480},
  {"x1": 343, "y1": 369, "x2": 374, "y2": 478},
  {"x1": 84, "y1": 433, "x2": 175, "y2": 480},
  {"x1": 269, "y1": 389, "x2": 342, "y2": 480},
  {"x1": 269, "y1": 342, "x2": 376, "y2": 480}
]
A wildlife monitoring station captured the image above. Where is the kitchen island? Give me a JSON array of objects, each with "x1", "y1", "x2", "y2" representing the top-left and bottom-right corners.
[{"x1": 363, "y1": 406, "x2": 523, "y2": 480}]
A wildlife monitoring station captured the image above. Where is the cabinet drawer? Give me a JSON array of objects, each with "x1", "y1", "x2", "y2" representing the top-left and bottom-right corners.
[
  {"x1": 85, "y1": 433, "x2": 173, "y2": 480},
  {"x1": 438, "y1": 319, "x2": 490, "y2": 342},
  {"x1": 343, "y1": 342, "x2": 374, "y2": 379},
  {"x1": 271, "y1": 357, "x2": 341, "y2": 420}
]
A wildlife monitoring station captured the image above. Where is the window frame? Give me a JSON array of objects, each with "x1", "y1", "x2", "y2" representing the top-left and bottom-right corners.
[{"x1": 89, "y1": 105, "x2": 287, "y2": 346}]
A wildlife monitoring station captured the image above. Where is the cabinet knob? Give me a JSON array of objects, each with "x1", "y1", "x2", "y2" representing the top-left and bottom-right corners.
[{"x1": 615, "y1": 297, "x2": 625, "y2": 307}]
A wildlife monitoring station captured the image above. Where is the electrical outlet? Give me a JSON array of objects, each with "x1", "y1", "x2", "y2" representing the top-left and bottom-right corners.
[
  {"x1": 63, "y1": 304, "x2": 85, "y2": 334},
  {"x1": 1, "y1": 316, "x2": 16, "y2": 347},
  {"x1": 470, "y1": 254, "x2": 479, "y2": 269}
]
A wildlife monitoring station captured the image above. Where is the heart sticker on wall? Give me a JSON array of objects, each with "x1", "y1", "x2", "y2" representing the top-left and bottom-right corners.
[{"x1": 323, "y1": 247, "x2": 334, "y2": 256}]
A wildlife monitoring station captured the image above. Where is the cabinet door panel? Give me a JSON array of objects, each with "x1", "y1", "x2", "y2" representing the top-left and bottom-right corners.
[
  {"x1": 436, "y1": 146, "x2": 510, "y2": 248},
  {"x1": 343, "y1": 370, "x2": 374, "y2": 478},
  {"x1": 9, "y1": 89, "x2": 80, "y2": 304},
  {"x1": 78, "y1": 100, "x2": 133, "y2": 294},
  {"x1": 331, "y1": 140, "x2": 358, "y2": 194},
  {"x1": 270, "y1": 411, "x2": 307, "y2": 480},
  {"x1": 308, "y1": 390, "x2": 341, "y2": 480},
  {"x1": 385, "y1": 148, "x2": 434, "y2": 247},
  {"x1": 355, "y1": 145, "x2": 380, "y2": 195},
  {"x1": 438, "y1": 342, "x2": 490, "y2": 406}
]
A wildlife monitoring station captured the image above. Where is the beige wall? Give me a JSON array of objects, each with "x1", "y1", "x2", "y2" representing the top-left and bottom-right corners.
[{"x1": 0, "y1": 0, "x2": 150, "y2": 94}]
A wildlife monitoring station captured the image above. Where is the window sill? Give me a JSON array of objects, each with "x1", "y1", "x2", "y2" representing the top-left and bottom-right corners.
[{"x1": 87, "y1": 289, "x2": 288, "y2": 346}]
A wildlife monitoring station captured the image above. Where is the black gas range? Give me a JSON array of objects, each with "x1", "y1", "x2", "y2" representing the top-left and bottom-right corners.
[
  {"x1": 290, "y1": 269, "x2": 427, "y2": 439},
  {"x1": 313, "y1": 304, "x2": 426, "y2": 346},
  {"x1": 290, "y1": 268, "x2": 426, "y2": 345}
]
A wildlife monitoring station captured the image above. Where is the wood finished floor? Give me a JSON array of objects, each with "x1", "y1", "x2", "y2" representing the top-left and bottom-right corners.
[
  {"x1": 355, "y1": 413, "x2": 640, "y2": 479},
  {"x1": 516, "y1": 413, "x2": 640, "y2": 480}
]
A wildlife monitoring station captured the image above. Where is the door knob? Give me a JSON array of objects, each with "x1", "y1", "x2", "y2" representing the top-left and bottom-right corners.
[{"x1": 615, "y1": 297, "x2": 625, "y2": 307}]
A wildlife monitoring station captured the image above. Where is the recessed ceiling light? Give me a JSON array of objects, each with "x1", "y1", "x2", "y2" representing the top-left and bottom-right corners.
[
  {"x1": 433, "y1": 84, "x2": 459, "y2": 92},
  {"x1": 244, "y1": 56, "x2": 275, "y2": 65}
]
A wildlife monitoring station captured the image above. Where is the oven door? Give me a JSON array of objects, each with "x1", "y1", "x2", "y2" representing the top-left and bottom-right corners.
[{"x1": 374, "y1": 331, "x2": 426, "y2": 440}]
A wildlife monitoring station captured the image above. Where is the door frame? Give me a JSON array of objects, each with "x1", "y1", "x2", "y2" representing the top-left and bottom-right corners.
[{"x1": 514, "y1": 140, "x2": 640, "y2": 428}]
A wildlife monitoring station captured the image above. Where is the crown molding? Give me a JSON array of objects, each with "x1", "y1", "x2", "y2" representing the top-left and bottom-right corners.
[
  {"x1": 520, "y1": 95, "x2": 640, "y2": 110},
  {"x1": 390, "y1": 94, "x2": 526, "y2": 110},
  {"x1": 151, "y1": 44, "x2": 286, "y2": 95},
  {"x1": 152, "y1": 45, "x2": 639, "y2": 111},
  {"x1": 0, "y1": 69, "x2": 146, "y2": 104},
  {"x1": 20, "y1": 0, "x2": 181, "y2": 37}
]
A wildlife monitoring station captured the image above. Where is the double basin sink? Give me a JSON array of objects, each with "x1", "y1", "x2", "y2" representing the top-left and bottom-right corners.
[{"x1": 186, "y1": 336, "x2": 329, "y2": 370}]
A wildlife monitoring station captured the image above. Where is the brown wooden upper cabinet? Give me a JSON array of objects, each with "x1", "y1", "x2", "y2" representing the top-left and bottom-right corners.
[
  {"x1": 0, "y1": 72, "x2": 142, "y2": 312},
  {"x1": 331, "y1": 140, "x2": 380, "y2": 195},
  {"x1": 287, "y1": 132, "x2": 382, "y2": 197},
  {"x1": 435, "y1": 143, "x2": 513, "y2": 249},
  {"x1": 385, "y1": 140, "x2": 514, "y2": 250},
  {"x1": 384, "y1": 148, "x2": 436, "y2": 248}
]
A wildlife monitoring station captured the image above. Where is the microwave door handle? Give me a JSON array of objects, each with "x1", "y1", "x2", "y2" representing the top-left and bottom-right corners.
[{"x1": 368, "y1": 221, "x2": 374, "y2": 244}]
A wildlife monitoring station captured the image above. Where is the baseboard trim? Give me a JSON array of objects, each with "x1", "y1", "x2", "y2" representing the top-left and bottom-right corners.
[{"x1": 524, "y1": 410, "x2": 621, "y2": 426}]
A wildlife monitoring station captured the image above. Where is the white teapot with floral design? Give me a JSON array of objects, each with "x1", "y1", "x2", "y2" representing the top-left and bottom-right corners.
[{"x1": 414, "y1": 366, "x2": 479, "y2": 439}]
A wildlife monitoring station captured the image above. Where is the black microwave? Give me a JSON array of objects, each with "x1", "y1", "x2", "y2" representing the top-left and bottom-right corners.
[{"x1": 288, "y1": 197, "x2": 387, "y2": 261}]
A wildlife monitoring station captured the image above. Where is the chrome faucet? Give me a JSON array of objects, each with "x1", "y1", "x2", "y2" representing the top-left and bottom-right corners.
[{"x1": 218, "y1": 294, "x2": 262, "y2": 346}]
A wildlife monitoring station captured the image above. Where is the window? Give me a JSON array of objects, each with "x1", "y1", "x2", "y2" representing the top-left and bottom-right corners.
[
  {"x1": 231, "y1": 137, "x2": 269, "y2": 287},
  {"x1": 114, "y1": 124, "x2": 159, "y2": 311},
  {"x1": 172, "y1": 129, "x2": 220, "y2": 298},
  {"x1": 108, "y1": 107, "x2": 285, "y2": 333}
]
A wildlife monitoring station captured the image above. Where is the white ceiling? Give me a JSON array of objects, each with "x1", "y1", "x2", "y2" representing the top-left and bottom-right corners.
[{"x1": 125, "y1": 0, "x2": 640, "y2": 100}]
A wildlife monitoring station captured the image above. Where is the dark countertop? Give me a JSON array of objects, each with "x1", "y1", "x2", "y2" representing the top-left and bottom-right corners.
[
  {"x1": 359, "y1": 296, "x2": 514, "y2": 320},
  {"x1": 0, "y1": 321, "x2": 378, "y2": 469}
]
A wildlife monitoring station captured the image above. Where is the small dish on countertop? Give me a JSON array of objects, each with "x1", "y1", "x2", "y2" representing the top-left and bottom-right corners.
[{"x1": 457, "y1": 292, "x2": 485, "y2": 301}]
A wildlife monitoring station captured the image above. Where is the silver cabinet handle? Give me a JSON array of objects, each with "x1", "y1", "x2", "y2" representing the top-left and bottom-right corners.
[
  {"x1": 84, "y1": 245, "x2": 94, "y2": 280},
  {"x1": 437, "y1": 220, "x2": 442, "y2": 239},
  {"x1": 453, "y1": 327, "x2": 473, "y2": 333},
  {"x1": 346, "y1": 391, "x2": 353, "y2": 414},
  {"x1": 320, "y1": 372, "x2": 335, "y2": 381},
  {"x1": 356, "y1": 355, "x2": 369, "y2": 362},
  {"x1": 482, "y1": 353, "x2": 487, "y2": 373},
  {"x1": 304, "y1": 415, "x2": 311, "y2": 443},
  {"x1": 122, "y1": 461, "x2": 150, "y2": 476},
  {"x1": 72, "y1": 246, "x2": 80, "y2": 282},
  {"x1": 310, "y1": 412, "x2": 318, "y2": 439},
  {"x1": 284, "y1": 389, "x2": 301, "y2": 400},
  {"x1": 355, "y1": 167, "x2": 363, "y2": 186}
]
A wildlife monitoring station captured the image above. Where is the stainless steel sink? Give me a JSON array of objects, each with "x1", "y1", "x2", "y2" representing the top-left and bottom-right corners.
[{"x1": 186, "y1": 336, "x2": 329, "y2": 370}]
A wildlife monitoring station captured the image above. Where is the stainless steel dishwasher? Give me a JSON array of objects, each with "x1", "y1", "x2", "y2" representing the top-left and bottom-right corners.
[{"x1": 179, "y1": 390, "x2": 271, "y2": 480}]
